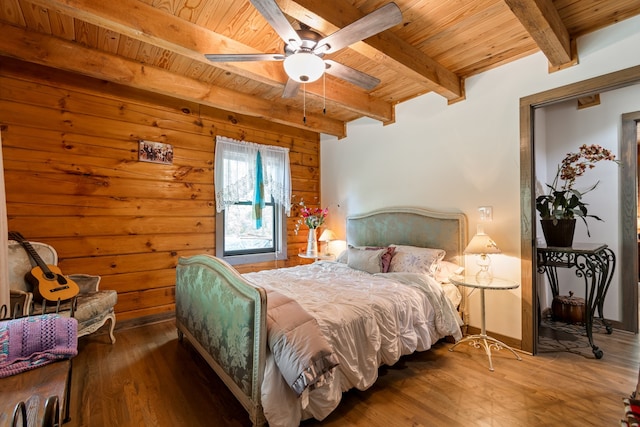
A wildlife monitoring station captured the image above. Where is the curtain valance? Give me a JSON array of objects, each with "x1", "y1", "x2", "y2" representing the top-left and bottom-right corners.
[{"x1": 214, "y1": 136, "x2": 292, "y2": 216}]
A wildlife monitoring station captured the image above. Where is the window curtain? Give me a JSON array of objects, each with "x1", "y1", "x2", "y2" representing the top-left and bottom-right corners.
[
  {"x1": 253, "y1": 151, "x2": 265, "y2": 228},
  {"x1": 214, "y1": 136, "x2": 291, "y2": 216},
  {"x1": 0, "y1": 130, "x2": 9, "y2": 312}
]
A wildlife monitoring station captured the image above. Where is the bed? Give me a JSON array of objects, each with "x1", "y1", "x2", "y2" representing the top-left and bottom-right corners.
[{"x1": 175, "y1": 207, "x2": 468, "y2": 427}]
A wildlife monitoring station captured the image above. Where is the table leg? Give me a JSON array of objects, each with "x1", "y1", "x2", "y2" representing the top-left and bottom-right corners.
[
  {"x1": 596, "y1": 248, "x2": 615, "y2": 335},
  {"x1": 583, "y1": 279, "x2": 602, "y2": 359},
  {"x1": 577, "y1": 251, "x2": 614, "y2": 359},
  {"x1": 538, "y1": 253, "x2": 560, "y2": 298},
  {"x1": 449, "y1": 289, "x2": 522, "y2": 371}
]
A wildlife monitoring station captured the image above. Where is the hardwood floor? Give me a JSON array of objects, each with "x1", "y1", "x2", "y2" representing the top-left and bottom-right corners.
[{"x1": 67, "y1": 320, "x2": 639, "y2": 427}]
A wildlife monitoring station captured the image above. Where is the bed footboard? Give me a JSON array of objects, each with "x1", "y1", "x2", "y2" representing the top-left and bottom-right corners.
[{"x1": 175, "y1": 255, "x2": 267, "y2": 427}]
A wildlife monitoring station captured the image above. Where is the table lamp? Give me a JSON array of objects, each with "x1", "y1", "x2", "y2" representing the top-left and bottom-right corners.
[
  {"x1": 318, "y1": 229, "x2": 337, "y2": 256},
  {"x1": 464, "y1": 229, "x2": 501, "y2": 284}
]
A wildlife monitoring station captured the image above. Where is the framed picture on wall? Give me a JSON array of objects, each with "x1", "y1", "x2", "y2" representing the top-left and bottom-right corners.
[{"x1": 138, "y1": 140, "x2": 173, "y2": 164}]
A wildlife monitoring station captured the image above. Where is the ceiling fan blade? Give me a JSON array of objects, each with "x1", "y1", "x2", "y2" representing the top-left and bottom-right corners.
[
  {"x1": 314, "y1": 3, "x2": 402, "y2": 55},
  {"x1": 282, "y1": 79, "x2": 301, "y2": 98},
  {"x1": 324, "y1": 60, "x2": 380, "y2": 90},
  {"x1": 205, "y1": 53, "x2": 285, "y2": 62},
  {"x1": 250, "y1": 0, "x2": 302, "y2": 46}
]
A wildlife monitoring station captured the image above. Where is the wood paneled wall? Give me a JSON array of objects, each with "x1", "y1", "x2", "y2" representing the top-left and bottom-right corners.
[{"x1": 0, "y1": 57, "x2": 320, "y2": 323}]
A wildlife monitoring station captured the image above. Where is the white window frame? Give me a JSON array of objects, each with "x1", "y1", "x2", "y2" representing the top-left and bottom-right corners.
[{"x1": 214, "y1": 136, "x2": 291, "y2": 265}]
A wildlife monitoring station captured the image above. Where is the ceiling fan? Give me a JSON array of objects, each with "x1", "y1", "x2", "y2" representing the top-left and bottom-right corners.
[{"x1": 205, "y1": 0, "x2": 402, "y2": 98}]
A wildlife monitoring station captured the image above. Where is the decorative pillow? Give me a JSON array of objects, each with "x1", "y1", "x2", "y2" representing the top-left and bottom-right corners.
[
  {"x1": 338, "y1": 246, "x2": 396, "y2": 272},
  {"x1": 347, "y1": 247, "x2": 386, "y2": 274},
  {"x1": 388, "y1": 245, "x2": 446, "y2": 274},
  {"x1": 434, "y1": 260, "x2": 465, "y2": 283},
  {"x1": 364, "y1": 246, "x2": 396, "y2": 273}
]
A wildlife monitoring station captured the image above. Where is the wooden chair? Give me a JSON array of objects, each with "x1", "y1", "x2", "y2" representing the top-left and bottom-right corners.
[{"x1": 8, "y1": 240, "x2": 117, "y2": 343}]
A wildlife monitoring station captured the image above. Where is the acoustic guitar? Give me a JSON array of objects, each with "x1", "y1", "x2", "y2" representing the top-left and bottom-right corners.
[{"x1": 9, "y1": 231, "x2": 80, "y2": 303}]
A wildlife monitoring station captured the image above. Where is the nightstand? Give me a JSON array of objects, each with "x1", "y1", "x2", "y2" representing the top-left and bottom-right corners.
[{"x1": 448, "y1": 275, "x2": 522, "y2": 371}]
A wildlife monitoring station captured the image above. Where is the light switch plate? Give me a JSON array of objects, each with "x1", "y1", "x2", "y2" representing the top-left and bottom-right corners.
[{"x1": 478, "y1": 206, "x2": 493, "y2": 221}]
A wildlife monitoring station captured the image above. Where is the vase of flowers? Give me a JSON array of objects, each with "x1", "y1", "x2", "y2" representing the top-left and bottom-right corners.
[
  {"x1": 536, "y1": 144, "x2": 619, "y2": 247},
  {"x1": 294, "y1": 198, "x2": 328, "y2": 257}
]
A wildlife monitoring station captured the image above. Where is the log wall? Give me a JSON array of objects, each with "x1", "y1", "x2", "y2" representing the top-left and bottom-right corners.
[{"x1": 0, "y1": 57, "x2": 320, "y2": 323}]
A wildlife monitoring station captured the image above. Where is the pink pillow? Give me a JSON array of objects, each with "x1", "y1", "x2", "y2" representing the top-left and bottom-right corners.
[{"x1": 365, "y1": 246, "x2": 396, "y2": 273}]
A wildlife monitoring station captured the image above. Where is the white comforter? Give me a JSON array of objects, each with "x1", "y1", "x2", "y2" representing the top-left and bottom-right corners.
[{"x1": 243, "y1": 261, "x2": 463, "y2": 427}]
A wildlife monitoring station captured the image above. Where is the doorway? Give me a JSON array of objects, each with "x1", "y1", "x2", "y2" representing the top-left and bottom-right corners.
[{"x1": 519, "y1": 65, "x2": 640, "y2": 354}]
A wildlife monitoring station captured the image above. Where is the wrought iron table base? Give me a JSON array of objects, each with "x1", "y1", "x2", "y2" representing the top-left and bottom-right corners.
[
  {"x1": 449, "y1": 333, "x2": 522, "y2": 372},
  {"x1": 449, "y1": 286, "x2": 522, "y2": 371},
  {"x1": 537, "y1": 244, "x2": 615, "y2": 359}
]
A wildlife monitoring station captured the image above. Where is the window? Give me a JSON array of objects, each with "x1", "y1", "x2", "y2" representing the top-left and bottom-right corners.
[
  {"x1": 223, "y1": 199, "x2": 275, "y2": 255},
  {"x1": 214, "y1": 136, "x2": 291, "y2": 265}
]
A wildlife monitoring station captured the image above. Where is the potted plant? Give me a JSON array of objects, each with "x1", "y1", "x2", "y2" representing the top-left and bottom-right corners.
[{"x1": 536, "y1": 144, "x2": 619, "y2": 247}]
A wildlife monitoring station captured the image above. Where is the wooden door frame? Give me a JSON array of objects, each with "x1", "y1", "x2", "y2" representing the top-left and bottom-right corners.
[
  {"x1": 621, "y1": 111, "x2": 640, "y2": 331},
  {"x1": 519, "y1": 65, "x2": 640, "y2": 354}
]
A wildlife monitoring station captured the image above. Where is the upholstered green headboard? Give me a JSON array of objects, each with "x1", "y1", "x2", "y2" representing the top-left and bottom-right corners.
[{"x1": 346, "y1": 207, "x2": 468, "y2": 264}]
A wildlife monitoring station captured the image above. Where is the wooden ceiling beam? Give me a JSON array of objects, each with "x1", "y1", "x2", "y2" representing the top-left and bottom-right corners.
[
  {"x1": 26, "y1": 0, "x2": 393, "y2": 123},
  {"x1": 280, "y1": 0, "x2": 464, "y2": 102},
  {"x1": 502, "y1": 0, "x2": 573, "y2": 67},
  {"x1": 0, "y1": 22, "x2": 346, "y2": 137}
]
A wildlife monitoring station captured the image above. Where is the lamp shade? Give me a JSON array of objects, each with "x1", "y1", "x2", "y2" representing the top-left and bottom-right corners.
[
  {"x1": 283, "y1": 52, "x2": 325, "y2": 83},
  {"x1": 318, "y1": 229, "x2": 337, "y2": 242},
  {"x1": 464, "y1": 232, "x2": 501, "y2": 255}
]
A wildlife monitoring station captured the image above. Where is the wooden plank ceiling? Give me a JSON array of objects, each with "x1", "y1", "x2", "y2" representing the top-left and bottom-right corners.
[{"x1": 1, "y1": 0, "x2": 639, "y2": 138}]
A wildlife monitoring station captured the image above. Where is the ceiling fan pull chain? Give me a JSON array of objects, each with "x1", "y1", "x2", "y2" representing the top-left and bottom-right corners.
[
  {"x1": 303, "y1": 83, "x2": 307, "y2": 124},
  {"x1": 323, "y1": 73, "x2": 326, "y2": 115}
]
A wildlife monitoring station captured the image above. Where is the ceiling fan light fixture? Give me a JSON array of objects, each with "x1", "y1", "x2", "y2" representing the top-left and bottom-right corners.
[{"x1": 283, "y1": 52, "x2": 325, "y2": 83}]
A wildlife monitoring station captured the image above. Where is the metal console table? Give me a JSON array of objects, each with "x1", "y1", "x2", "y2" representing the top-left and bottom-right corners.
[{"x1": 536, "y1": 243, "x2": 616, "y2": 359}]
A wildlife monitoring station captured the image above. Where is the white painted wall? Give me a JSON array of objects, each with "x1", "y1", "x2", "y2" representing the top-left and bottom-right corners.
[{"x1": 321, "y1": 15, "x2": 640, "y2": 340}]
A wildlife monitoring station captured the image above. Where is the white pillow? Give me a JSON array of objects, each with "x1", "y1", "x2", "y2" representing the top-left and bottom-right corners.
[
  {"x1": 388, "y1": 244, "x2": 445, "y2": 274},
  {"x1": 347, "y1": 247, "x2": 385, "y2": 274},
  {"x1": 434, "y1": 260, "x2": 465, "y2": 283}
]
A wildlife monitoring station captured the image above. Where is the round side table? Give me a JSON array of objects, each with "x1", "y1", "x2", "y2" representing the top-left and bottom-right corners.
[{"x1": 448, "y1": 275, "x2": 522, "y2": 371}]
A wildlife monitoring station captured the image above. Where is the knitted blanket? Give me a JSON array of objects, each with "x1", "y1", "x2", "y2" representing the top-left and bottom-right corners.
[{"x1": 0, "y1": 314, "x2": 78, "y2": 378}]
